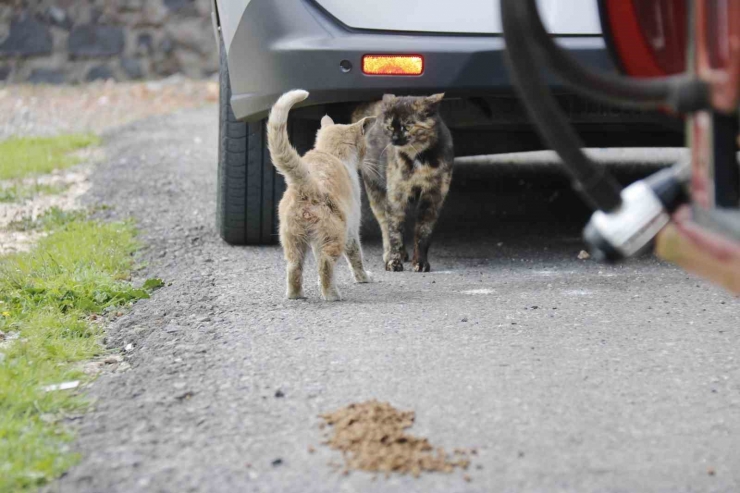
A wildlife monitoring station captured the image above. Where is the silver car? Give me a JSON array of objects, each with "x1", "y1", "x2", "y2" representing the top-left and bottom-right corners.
[{"x1": 211, "y1": 0, "x2": 682, "y2": 244}]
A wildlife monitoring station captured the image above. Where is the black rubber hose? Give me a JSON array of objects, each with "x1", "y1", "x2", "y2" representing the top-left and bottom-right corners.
[
  {"x1": 501, "y1": 0, "x2": 623, "y2": 212},
  {"x1": 525, "y1": 0, "x2": 708, "y2": 112}
]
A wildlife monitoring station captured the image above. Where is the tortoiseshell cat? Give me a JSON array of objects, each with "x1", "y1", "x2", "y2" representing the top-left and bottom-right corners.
[{"x1": 352, "y1": 94, "x2": 453, "y2": 272}]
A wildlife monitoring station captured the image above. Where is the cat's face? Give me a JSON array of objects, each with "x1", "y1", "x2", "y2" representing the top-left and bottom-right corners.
[
  {"x1": 315, "y1": 115, "x2": 376, "y2": 165},
  {"x1": 381, "y1": 94, "x2": 444, "y2": 149}
]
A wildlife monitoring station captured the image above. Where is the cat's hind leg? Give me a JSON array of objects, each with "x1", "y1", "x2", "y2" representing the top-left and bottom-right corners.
[
  {"x1": 316, "y1": 237, "x2": 344, "y2": 301},
  {"x1": 282, "y1": 232, "x2": 309, "y2": 299}
]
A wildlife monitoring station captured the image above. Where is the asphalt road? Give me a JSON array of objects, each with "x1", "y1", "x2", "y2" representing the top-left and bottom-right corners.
[{"x1": 49, "y1": 107, "x2": 739, "y2": 493}]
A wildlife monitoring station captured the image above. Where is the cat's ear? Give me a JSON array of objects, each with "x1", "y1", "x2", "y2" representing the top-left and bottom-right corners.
[
  {"x1": 320, "y1": 115, "x2": 334, "y2": 128},
  {"x1": 424, "y1": 93, "x2": 444, "y2": 113},
  {"x1": 382, "y1": 94, "x2": 397, "y2": 105},
  {"x1": 359, "y1": 116, "x2": 376, "y2": 136}
]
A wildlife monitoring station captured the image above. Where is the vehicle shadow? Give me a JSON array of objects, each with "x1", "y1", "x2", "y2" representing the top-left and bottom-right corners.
[{"x1": 360, "y1": 159, "x2": 663, "y2": 257}]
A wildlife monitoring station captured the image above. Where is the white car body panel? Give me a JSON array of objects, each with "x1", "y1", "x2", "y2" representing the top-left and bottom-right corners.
[
  {"x1": 314, "y1": 0, "x2": 602, "y2": 35},
  {"x1": 215, "y1": 0, "x2": 252, "y2": 54},
  {"x1": 215, "y1": 0, "x2": 602, "y2": 55}
]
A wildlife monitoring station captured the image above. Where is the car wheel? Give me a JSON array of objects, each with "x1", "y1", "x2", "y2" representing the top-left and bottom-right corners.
[{"x1": 216, "y1": 34, "x2": 317, "y2": 245}]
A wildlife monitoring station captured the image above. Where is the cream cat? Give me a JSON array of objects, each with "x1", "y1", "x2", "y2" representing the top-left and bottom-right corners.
[{"x1": 267, "y1": 89, "x2": 375, "y2": 301}]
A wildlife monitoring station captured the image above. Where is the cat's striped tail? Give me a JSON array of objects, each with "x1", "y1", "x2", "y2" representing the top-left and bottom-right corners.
[{"x1": 267, "y1": 89, "x2": 310, "y2": 186}]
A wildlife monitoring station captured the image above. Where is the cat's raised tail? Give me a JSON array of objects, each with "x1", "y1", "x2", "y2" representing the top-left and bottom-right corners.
[{"x1": 267, "y1": 89, "x2": 310, "y2": 186}]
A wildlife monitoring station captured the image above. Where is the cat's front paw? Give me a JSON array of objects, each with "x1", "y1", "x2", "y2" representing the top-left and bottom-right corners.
[
  {"x1": 321, "y1": 290, "x2": 342, "y2": 302},
  {"x1": 401, "y1": 249, "x2": 409, "y2": 262},
  {"x1": 412, "y1": 261, "x2": 430, "y2": 273},
  {"x1": 386, "y1": 259, "x2": 404, "y2": 272}
]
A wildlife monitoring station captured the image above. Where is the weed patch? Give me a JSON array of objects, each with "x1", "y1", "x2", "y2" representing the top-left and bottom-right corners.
[
  {"x1": 0, "y1": 134, "x2": 100, "y2": 181},
  {"x1": 0, "y1": 183, "x2": 68, "y2": 203},
  {"x1": 0, "y1": 215, "x2": 158, "y2": 492}
]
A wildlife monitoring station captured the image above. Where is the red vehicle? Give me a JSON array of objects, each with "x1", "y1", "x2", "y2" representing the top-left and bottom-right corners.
[{"x1": 501, "y1": 0, "x2": 740, "y2": 294}]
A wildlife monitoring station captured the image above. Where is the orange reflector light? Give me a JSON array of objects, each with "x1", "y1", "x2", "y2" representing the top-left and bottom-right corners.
[{"x1": 362, "y1": 55, "x2": 424, "y2": 75}]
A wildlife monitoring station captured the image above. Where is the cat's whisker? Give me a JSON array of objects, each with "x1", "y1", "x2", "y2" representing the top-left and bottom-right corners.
[
  {"x1": 379, "y1": 143, "x2": 392, "y2": 160},
  {"x1": 367, "y1": 166, "x2": 383, "y2": 181},
  {"x1": 369, "y1": 167, "x2": 383, "y2": 180},
  {"x1": 361, "y1": 160, "x2": 383, "y2": 180}
]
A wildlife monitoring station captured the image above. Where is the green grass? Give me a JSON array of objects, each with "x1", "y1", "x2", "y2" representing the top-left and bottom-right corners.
[
  {"x1": 0, "y1": 213, "x2": 161, "y2": 493},
  {"x1": 0, "y1": 183, "x2": 68, "y2": 203},
  {"x1": 0, "y1": 134, "x2": 100, "y2": 181},
  {"x1": 8, "y1": 206, "x2": 90, "y2": 233}
]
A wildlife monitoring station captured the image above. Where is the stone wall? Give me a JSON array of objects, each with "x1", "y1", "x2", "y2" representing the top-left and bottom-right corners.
[{"x1": 0, "y1": 0, "x2": 218, "y2": 84}]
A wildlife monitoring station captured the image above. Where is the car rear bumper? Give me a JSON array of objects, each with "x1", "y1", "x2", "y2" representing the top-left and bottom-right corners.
[{"x1": 225, "y1": 0, "x2": 617, "y2": 122}]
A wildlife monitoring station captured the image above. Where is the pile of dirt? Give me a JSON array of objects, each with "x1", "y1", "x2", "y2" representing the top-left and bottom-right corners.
[{"x1": 320, "y1": 400, "x2": 471, "y2": 478}]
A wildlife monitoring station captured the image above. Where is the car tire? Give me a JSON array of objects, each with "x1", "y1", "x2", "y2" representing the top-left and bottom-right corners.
[{"x1": 216, "y1": 34, "x2": 317, "y2": 245}]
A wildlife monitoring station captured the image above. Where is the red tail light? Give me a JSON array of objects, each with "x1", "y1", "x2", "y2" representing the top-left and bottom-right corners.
[
  {"x1": 601, "y1": 0, "x2": 687, "y2": 77},
  {"x1": 362, "y1": 55, "x2": 424, "y2": 76}
]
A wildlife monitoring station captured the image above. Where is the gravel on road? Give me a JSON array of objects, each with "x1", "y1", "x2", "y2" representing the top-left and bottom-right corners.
[{"x1": 0, "y1": 77, "x2": 217, "y2": 140}]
